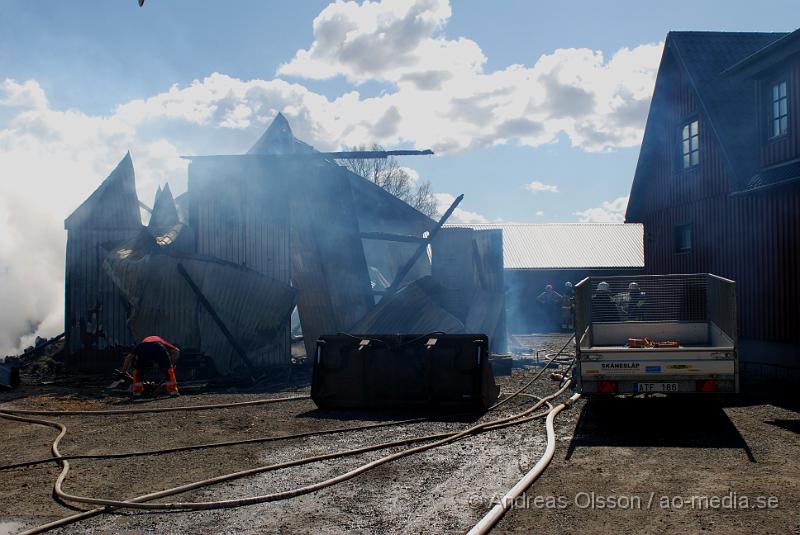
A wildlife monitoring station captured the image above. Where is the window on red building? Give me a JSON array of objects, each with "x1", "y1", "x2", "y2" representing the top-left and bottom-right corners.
[
  {"x1": 681, "y1": 120, "x2": 699, "y2": 169},
  {"x1": 674, "y1": 224, "x2": 692, "y2": 253},
  {"x1": 770, "y1": 80, "x2": 788, "y2": 138}
]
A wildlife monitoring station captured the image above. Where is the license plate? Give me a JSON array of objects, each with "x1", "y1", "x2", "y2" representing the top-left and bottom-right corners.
[{"x1": 635, "y1": 382, "x2": 679, "y2": 393}]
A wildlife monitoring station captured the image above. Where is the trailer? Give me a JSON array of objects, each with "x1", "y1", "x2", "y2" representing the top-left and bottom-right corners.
[{"x1": 574, "y1": 274, "x2": 737, "y2": 395}]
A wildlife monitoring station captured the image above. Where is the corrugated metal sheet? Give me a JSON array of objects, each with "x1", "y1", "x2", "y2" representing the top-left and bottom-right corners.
[
  {"x1": 289, "y1": 161, "x2": 375, "y2": 357},
  {"x1": 189, "y1": 156, "x2": 293, "y2": 366},
  {"x1": 432, "y1": 227, "x2": 507, "y2": 352},
  {"x1": 64, "y1": 153, "x2": 142, "y2": 355},
  {"x1": 432, "y1": 228, "x2": 477, "y2": 319},
  {"x1": 191, "y1": 258, "x2": 296, "y2": 373},
  {"x1": 104, "y1": 229, "x2": 297, "y2": 375},
  {"x1": 445, "y1": 223, "x2": 644, "y2": 270},
  {"x1": 351, "y1": 277, "x2": 465, "y2": 334},
  {"x1": 65, "y1": 230, "x2": 139, "y2": 354},
  {"x1": 471, "y1": 229, "x2": 507, "y2": 353}
]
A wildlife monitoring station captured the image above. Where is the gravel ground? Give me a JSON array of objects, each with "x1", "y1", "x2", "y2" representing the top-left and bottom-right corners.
[
  {"x1": 1, "y1": 334, "x2": 798, "y2": 534},
  {"x1": 0, "y1": 352, "x2": 562, "y2": 534}
]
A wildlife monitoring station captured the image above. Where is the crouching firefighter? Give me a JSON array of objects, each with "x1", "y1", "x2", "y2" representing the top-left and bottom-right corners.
[{"x1": 122, "y1": 336, "x2": 180, "y2": 397}]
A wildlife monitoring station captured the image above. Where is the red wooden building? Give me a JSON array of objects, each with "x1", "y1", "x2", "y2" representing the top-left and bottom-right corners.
[{"x1": 626, "y1": 29, "x2": 800, "y2": 386}]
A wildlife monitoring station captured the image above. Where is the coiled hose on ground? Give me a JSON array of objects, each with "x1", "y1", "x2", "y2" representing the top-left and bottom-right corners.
[{"x1": 1, "y1": 339, "x2": 577, "y2": 534}]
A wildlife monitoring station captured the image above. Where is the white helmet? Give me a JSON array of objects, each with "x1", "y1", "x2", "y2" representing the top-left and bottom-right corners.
[
  {"x1": 597, "y1": 281, "x2": 610, "y2": 292},
  {"x1": 629, "y1": 282, "x2": 640, "y2": 291},
  {"x1": 565, "y1": 282, "x2": 573, "y2": 289},
  {"x1": 545, "y1": 284, "x2": 553, "y2": 291}
]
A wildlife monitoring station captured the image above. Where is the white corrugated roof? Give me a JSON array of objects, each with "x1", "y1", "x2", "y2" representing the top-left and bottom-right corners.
[{"x1": 444, "y1": 223, "x2": 644, "y2": 270}]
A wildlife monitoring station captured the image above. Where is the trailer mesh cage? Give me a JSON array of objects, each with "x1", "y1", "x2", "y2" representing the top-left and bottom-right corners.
[{"x1": 575, "y1": 274, "x2": 736, "y2": 345}]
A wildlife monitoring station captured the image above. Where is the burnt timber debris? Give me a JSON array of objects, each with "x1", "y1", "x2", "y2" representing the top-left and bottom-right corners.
[{"x1": 61, "y1": 113, "x2": 508, "y2": 378}]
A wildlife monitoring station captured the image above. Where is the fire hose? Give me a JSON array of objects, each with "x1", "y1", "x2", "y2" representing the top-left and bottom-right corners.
[
  {"x1": 0, "y1": 383, "x2": 571, "y2": 534},
  {"x1": 2, "y1": 349, "x2": 577, "y2": 533},
  {"x1": 0, "y1": 392, "x2": 541, "y2": 472},
  {"x1": 467, "y1": 392, "x2": 582, "y2": 535},
  {"x1": 0, "y1": 340, "x2": 574, "y2": 472},
  {"x1": 0, "y1": 393, "x2": 311, "y2": 416}
]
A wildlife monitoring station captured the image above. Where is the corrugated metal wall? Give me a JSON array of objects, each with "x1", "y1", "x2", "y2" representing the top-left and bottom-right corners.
[
  {"x1": 289, "y1": 162, "x2": 375, "y2": 358},
  {"x1": 188, "y1": 157, "x2": 292, "y2": 367},
  {"x1": 65, "y1": 230, "x2": 139, "y2": 354},
  {"x1": 431, "y1": 228, "x2": 507, "y2": 352},
  {"x1": 432, "y1": 228, "x2": 477, "y2": 320},
  {"x1": 64, "y1": 154, "x2": 142, "y2": 357}
]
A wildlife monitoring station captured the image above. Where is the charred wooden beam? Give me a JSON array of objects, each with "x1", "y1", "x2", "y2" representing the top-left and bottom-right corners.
[
  {"x1": 22, "y1": 333, "x2": 65, "y2": 354},
  {"x1": 138, "y1": 200, "x2": 153, "y2": 213},
  {"x1": 182, "y1": 149, "x2": 433, "y2": 161},
  {"x1": 360, "y1": 231, "x2": 428, "y2": 244},
  {"x1": 383, "y1": 194, "x2": 464, "y2": 296},
  {"x1": 176, "y1": 263, "x2": 257, "y2": 379}
]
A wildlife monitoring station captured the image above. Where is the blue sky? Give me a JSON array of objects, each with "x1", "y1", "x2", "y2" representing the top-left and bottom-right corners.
[
  {"x1": 0, "y1": 0, "x2": 798, "y2": 352},
  {"x1": 1, "y1": 0, "x2": 797, "y2": 222}
]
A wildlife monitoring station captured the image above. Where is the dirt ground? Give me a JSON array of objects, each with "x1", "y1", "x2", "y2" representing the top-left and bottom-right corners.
[{"x1": 0, "y1": 335, "x2": 798, "y2": 534}]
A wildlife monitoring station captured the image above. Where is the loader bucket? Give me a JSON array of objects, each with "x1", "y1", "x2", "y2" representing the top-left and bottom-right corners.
[{"x1": 311, "y1": 333, "x2": 500, "y2": 411}]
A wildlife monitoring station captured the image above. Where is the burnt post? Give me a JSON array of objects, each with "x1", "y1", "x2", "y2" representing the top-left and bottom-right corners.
[{"x1": 383, "y1": 194, "x2": 464, "y2": 296}]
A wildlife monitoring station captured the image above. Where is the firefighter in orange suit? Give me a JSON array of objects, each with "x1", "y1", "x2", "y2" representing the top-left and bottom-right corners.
[{"x1": 122, "y1": 336, "x2": 180, "y2": 397}]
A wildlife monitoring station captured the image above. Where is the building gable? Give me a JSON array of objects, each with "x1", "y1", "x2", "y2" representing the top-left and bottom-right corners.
[
  {"x1": 148, "y1": 182, "x2": 180, "y2": 233},
  {"x1": 627, "y1": 32, "x2": 787, "y2": 221},
  {"x1": 64, "y1": 152, "x2": 142, "y2": 231}
]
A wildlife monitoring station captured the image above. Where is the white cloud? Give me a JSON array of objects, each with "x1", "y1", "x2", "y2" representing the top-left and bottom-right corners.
[
  {"x1": 0, "y1": 1, "x2": 661, "y2": 353},
  {"x1": 535, "y1": 210, "x2": 544, "y2": 216},
  {"x1": 278, "y1": 0, "x2": 475, "y2": 86},
  {"x1": 525, "y1": 180, "x2": 558, "y2": 193},
  {"x1": 575, "y1": 196, "x2": 629, "y2": 223},
  {"x1": 276, "y1": 0, "x2": 662, "y2": 153},
  {"x1": 87, "y1": 2, "x2": 661, "y2": 157},
  {"x1": 0, "y1": 79, "x2": 48, "y2": 109},
  {"x1": 434, "y1": 193, "x2": 488, "y2": 224}
]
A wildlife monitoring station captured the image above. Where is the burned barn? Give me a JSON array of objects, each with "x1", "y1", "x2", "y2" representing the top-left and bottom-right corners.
[
  {"x1": 626, "y1": 29, "x2": 800, "y2": 384},
  {"x1": 62, "y1": 113, "x2": 499, "y2": 375}
]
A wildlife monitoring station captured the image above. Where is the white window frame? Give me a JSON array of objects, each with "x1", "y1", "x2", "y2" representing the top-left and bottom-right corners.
[
  {"x1": 681, "y1": 119, "x2": 700, "y2": 169},
  {"x1": 770, "y1": 80, "x2": 789, "y2": 139}
]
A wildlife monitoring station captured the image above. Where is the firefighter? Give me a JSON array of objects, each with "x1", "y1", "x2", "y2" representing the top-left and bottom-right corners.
[
  {"x1": 537, "y1": 284, "x2": 562, "y2": 305},
  {"x1": 561, "y1": 281, "x2": 575, "y2": 331},
  {"x1": 592, "y1": 281, "x2": 620, "y2": 322},
  {"x1": 627, "y1": 281, "x2": 647, "y2": 321},
  {"x1": 537, "y1": 284, "x2": 563, "y2": 332},
  {"x1": 122, "y1": 336, "x2": 180, "y2": 397}
]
